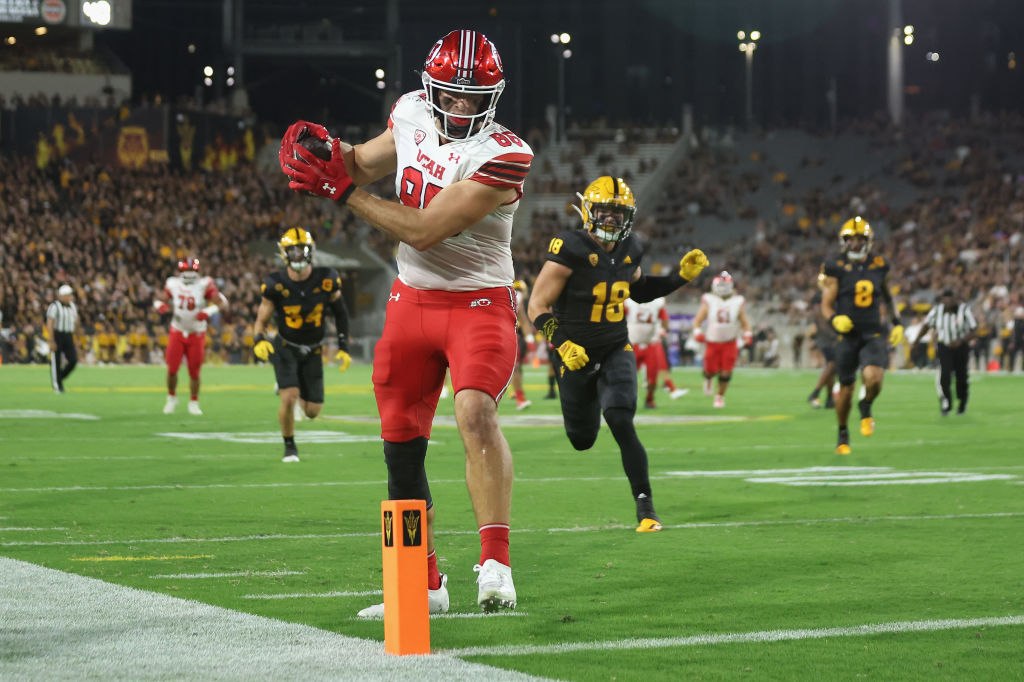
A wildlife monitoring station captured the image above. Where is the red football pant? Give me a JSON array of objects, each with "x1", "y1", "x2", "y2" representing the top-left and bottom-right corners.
[
  {"x1": 166, "y1": 328, "x2": 206, "y2": 380},
  {"x1": 372, "y1": 279, "x2": 518, "y2": 442},
  {"x1": 634, "y1": 342, "x2": 668, "y2": 382},
  {"x1": 703, "y1": 340, "x2": 738, "y2": 375}
]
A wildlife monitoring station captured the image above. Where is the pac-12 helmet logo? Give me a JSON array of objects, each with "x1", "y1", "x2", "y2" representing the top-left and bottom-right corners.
[{"x1": 414, "y1": 129, "x2": 426, "y2": 145}]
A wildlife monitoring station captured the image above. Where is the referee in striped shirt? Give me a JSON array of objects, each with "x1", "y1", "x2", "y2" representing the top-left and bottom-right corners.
[
  {"x1": 46, "y1": 284, "x2": 80, "y2": 394},
  {"x1": 910, "y1": 288, "x2": 977, "y2": 415}
]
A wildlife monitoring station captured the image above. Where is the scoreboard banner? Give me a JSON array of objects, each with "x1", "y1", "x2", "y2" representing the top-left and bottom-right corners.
[{"x1": 0, "y1": 0, "x2": 132, "y2": 29}]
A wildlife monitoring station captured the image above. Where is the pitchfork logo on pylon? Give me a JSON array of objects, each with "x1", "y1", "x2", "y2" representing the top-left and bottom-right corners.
[
  {"x1": 403, "y1": 510, "x2": 422, "y2": 546},
  {"x1": 383, "y1": 510, "x2": 394, "y2": 547}
]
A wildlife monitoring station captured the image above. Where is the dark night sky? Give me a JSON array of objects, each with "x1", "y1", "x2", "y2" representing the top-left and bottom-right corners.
[{"x1": 88, "y1": 0, "x2": 1024, "y2": 131}]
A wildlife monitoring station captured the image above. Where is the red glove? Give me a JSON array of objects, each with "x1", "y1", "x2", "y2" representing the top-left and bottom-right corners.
[
  {"x1": 694, "y1": 330, "x2": 706, "y2": 344},
  {"x1": 284, "y1": 138, "x2": 356, "y2": 203},
  {"x1": 279, "y1": 120, "x2": 329, "y2": 174},
  {"x1": 196, "y1": 311, "x2": 209, "y2": 321},
  {"x1": 154, "y1": 301, "x2": 169, "y2": 315},
  {"x1": 743, "y1": 331, "x2": 753, "y2": 347}
]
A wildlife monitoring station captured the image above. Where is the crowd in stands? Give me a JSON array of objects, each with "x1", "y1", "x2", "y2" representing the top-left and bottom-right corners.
[{"x1": 2, "y1": 105, "x2": 1023, "y2": 372}]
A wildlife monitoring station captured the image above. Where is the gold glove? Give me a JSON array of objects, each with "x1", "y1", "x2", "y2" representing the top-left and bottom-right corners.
[
  {"x1": 557, "y1": 339, "x2": 589, "y2": 371},
  {"x1": 679, "y1": 249, "x2": 710, "y2": 281},
  {"x1": 831, "y1": 314, "x2": 854, "y2": 334},
  {"x1": 889, "y1": 324, "x2": 904, "y2": 346},
  {"x1": 253, "y1": 339, "x2": 274, "y2": 361},
  {"x1": 336, "y1": 349, "x2": 352, "y2": 372}
]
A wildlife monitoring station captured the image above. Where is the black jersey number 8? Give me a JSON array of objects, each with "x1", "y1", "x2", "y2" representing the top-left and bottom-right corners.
[{"x1": 854, "y1": 280, "x2": 874, "y2": 308}]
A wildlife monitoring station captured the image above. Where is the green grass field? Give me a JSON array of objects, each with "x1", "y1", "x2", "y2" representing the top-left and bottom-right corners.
[{"x1": 2, "y1": 362, "x2": 1023, "y2": 680}]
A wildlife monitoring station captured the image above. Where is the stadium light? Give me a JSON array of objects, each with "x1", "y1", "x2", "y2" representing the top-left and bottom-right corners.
[
  {"x1": 34, "y1": 26, "x2": 46, "y2": 36},
  {"x1": 375, "y1": 68, "x2": 385, "y2": 79},
  {"x1": 226, "y1": 77, "x2": 235, "y2": 87},
  {"x1": 227, "y1": 66, "x2": 235, "y2": 76},
  {"x1": 187, "y1": 44, "x2": 196, "y2": 54},
  {"x1": 6, "y1": 36, "x2": 15, "y2": 45},
  {"x1": 554, "y1": 32, "x2": 572, "y2": 143},
  {"x1": 203, "y1": 77, "x2": 213, "y2": 87},
  {"x1": 376, "y1": 80, "x2": 386, "y2": 90},
  {"x1": 738, "y1": 29, "x2": 761, "y2": 127}
]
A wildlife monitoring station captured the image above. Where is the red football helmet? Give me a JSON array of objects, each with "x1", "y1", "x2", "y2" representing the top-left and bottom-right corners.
[
  {"x1": 421, "y1": 30, "x2": 505, "y2": 140},
  {"x1": 178, "y1": 258, "x2": 200, "y2": 282}
]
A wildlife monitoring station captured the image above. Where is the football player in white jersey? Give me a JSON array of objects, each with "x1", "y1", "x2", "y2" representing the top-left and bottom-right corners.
[
  {"x1": 153, "y1": 258, "x2": 228, "y2": 415},
  {"x1": 280, "y1": 30, "x2": 529, "y2": 615},
  {"x1": 625, "y1": 298, "x2": 688, "y2": 408},
  {"x1": 692, "y1": 271, "x2": 752, "y2": 408}
]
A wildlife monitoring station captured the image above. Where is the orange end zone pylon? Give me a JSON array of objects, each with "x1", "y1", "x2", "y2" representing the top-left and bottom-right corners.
[{"x1": 381, "y1": 499, "x2": 430, "y2": 655}]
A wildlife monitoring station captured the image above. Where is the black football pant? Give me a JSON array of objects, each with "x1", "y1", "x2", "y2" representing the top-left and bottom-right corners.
[
  {"x1": 50, "y1": 331, "x2": 78, "y2": 392},
  {"x1": 936, "y1": 343, "x2": 969, "y2": 411}
]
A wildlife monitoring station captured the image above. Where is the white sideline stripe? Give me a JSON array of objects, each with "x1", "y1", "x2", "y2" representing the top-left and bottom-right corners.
[
  {"x1": 0, "y1": 557, "x2": 550, "y2": 682},
  {"x1": 244, "y1": 590, "x2": 383, "y2": 599},
  {"x1": 359, "y1": 612, "x2": 529, "y2": 621},
  {"x1": 439, "y1": 615, "x2": 1024, "y2": 658},
  {"x1": 4, "y1": 511, "x2": 1022, "y2": 548},
  {"x1": 150, "y1": 570, "x2": 305, "y2": 579},
  {"x1": 0, "y1": 527, "x2": 68, "y2": 531}
]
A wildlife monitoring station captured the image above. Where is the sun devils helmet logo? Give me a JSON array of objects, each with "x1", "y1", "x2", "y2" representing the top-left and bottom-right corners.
[
  {"x1": 839, "y1": 216, "x2": 873, "y2": 261},
  {"x1": 574, "y1": 176, "x2": 637, "y2": 248},
  {"x1": 421, "y1": 30, "x2": 506, "y2": 141},
  {"x1": 278, "y1": 227, "x2": 315, "y2": 272}
]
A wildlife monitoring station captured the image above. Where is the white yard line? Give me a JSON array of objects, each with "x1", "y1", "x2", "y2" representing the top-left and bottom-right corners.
[
  {"x1": 0, "y1": 557, "x2": 550, "y2": 682},
  {"x1": 440, "y1": 615, "x2": 1024, "y2": 658},
  {"x1": 4, "y1": 511, "x2": 1022, "y2": 548},
  {"x1": 150, "y1": 570, "x2": 305, "y2": 579},
  {"x1": 243, "y1": 590, "x2": 383, "y2": 599}
]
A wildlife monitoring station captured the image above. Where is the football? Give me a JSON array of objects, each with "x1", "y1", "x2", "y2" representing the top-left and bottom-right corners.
[{"x1": 294, "y1": 127, "x2": 332, "y2": 163}]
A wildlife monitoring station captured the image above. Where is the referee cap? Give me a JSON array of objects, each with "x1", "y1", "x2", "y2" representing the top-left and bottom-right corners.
[
  {"x1": 940, "y1": 288, "x2": 955, "y2": 298},
  {"x1": 58, "y1": 284, "x2": 73, "y2": 296}
]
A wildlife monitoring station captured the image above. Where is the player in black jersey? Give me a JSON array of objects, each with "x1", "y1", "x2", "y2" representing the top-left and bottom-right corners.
[
  {"x1": 253, "y1": 227, "x2": 352, "y2": 462},
  {"x1": 528, "y1": 176, "x2": 709, "y2": 532},
  {"x1": 820, "y1": 217, "x2": 904, "y2": 455}
]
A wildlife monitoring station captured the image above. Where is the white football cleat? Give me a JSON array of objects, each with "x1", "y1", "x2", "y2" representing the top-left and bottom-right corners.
[
  {"x1": 713, "y1": 395, "x2": 725, "y2": 408},
  {"x1": 474, "y1": 559, "x2": 516, "y2": 612},
  {"x1": 516, "y1": 399, "x2": 532, "y2": 411},
  {"x1": 670, "y1": 388, "x2": 689, "y2": 399},
  {"x1": 162, "y1": 395, "x2": 178, "y2": 414},
  {"x1": 188, "y1": 400, "x2": 203, "y2": 416},
  {"x1": 357, "y1": 573, "x2": 449, "y2": 619}
]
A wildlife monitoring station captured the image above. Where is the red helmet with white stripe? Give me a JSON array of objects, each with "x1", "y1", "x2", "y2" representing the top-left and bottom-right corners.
[
  {"x1": 178, "y1": 257, "x2": 200, "y2": 283},
  {"x1": 422, "y1": 30, "x2": 505, "y2": 140}
]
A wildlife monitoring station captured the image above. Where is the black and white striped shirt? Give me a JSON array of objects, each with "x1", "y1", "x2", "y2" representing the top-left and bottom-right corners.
[
  {"x1": 46, "y1": 301, "x2": 79, "y2": 333},
  {"x1": 923, "y1": 303, "x2": 977, "y2": 345}
]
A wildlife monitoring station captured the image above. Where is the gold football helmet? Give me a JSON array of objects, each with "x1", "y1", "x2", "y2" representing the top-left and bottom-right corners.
[
  {"x1": 839, "y1": 217, "x2": 873, "y2": 261},
  {"x1": 573, "y1": 176, "x2": 636, "y2": 247},
  {"x1": 279, "y1": 227, "x2": 315, "y2": 271}
]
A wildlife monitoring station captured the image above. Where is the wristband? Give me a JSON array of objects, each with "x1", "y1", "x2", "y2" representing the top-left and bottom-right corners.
[
  {"x1": 338, "y1": 184, "x2": 356, "y2": 204},
  {"x1": 891, "y1": 316, "x2": 902, "y2": 328},
  {"x1": 532, "y1": 312, "x2": 569, "y2": 348}
]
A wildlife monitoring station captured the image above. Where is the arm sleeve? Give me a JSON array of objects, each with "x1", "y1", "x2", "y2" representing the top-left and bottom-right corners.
[
  {"x1": 330, "y1": 294, "x2": 350, "y2": 348},
  {"x1": 630, "y1": 272, "x2": 687, "y2": 303}
]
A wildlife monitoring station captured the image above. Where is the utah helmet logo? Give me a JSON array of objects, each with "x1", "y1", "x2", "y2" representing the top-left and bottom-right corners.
[{"x1": 414, "y1": 129, "x2": 427, "y2": 145}]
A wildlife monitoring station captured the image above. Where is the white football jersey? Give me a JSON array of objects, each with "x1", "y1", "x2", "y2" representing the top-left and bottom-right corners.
[
  {"x1": 388, "y1": 91, "x2": 533, "y2": 291},
  {"x1": 626, "y1": 298, "x2": 667, "y2": 346},
  {"x1": 702, "y1": 293, "x2": 746, "y2": 342},
  {"x1": 164, "y1": 275, "x2": 219, "y2": 334}
]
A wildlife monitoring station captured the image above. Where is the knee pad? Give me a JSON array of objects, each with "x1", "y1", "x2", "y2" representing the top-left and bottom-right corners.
[
  {"x1": 566, "y1": 430, "x2": 597, "y2": 451},
  {"x1": 718, "y1": 373, "x2": 732, "y2": 384},
  {"x1": 383, "y1": 438, "x2": 432, "y2": 508}
]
